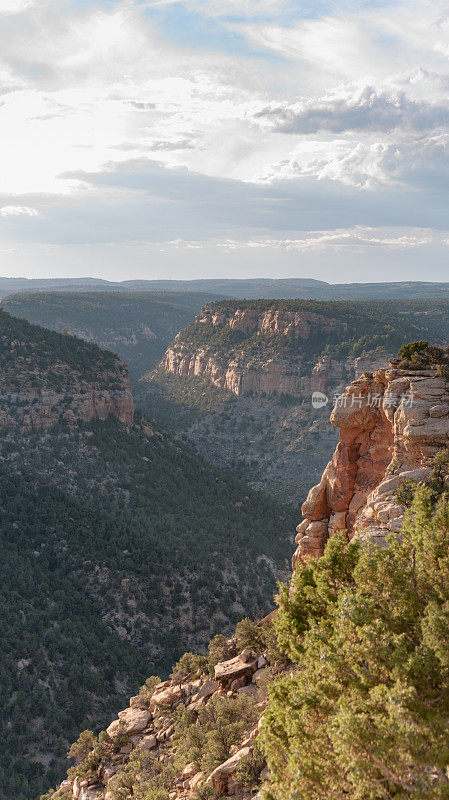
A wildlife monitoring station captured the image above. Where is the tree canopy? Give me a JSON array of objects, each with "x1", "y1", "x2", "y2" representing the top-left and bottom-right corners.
[{"x1": 263, "y1": 485, "x2": 449, "y2": 800}]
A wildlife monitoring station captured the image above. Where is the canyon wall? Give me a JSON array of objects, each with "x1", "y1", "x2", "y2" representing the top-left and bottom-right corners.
[
  {"x1": 0, "y1": 385, "x2": 134, "y2": 431},
  {"x1": 161, "y1": 304, "x2": 392, "y2": 399},
  {"x1": 0, "y1": 314, "x2": 134, "y2": 431},
  {"x1": 294, "y1": 362, "x2": 449, "y2": 563}
]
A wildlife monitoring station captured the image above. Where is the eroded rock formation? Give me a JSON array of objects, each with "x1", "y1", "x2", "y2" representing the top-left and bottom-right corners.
[
  {"x1": 161, "y1": 304, "x2": 392, "y2": 399},
  {"x1": 294, "y1": 362, "x2": 449, "y2": 563},
  {"x1": 0, "y1": 312, "x2": 134, "y2": 430}
]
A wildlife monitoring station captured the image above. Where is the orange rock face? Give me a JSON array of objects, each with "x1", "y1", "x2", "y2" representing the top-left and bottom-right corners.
[
  {"x1": 293, "y1": 365, "x2": 449, "y2": 564},
  {"x1": 161, "y1": 305, "x2": 393, "y2": 399}
]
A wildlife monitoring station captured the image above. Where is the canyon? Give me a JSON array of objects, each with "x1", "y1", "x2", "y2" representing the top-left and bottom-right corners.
[
  {"x1": 45, "y1": 348, "x2": 449, "y2": 800},
  {"x1": 143, "y1": 299, "x2": 437, "y2": 505},
  {"x1": 0, "y1": 311, "x2": 295, "y2": 800},
  {"x1": 160, "y1": 304, "x2": 390, "y2": 398}
]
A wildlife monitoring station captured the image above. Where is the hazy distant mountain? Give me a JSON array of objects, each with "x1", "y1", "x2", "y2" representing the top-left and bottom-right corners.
[{"x1": 3, "y1": 277, "x2": 449, "y2": 300}]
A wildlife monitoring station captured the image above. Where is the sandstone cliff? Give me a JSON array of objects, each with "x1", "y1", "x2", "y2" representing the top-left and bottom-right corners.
[
  {"x1": 294, "y1": 361, "x2": 449, "y2": 562},
  {"x1": 160, "y1": 302, "x2": 397, "y2": 400},
  {"x1": 0, "y1": 311, "x2": 134, "y2": 430}
]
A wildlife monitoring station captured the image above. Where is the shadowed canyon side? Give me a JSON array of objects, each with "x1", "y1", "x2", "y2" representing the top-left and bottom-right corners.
[
  {"x1": 0, "y1": 311, "x2": 298, "y2": 800},
  {"x1": 295, "y1": 358, "x2": 449, "y2": 562},
  {"x1": 0, "y1": 310, "x2": 134, "y2": 430},
  {"x1": 3, "y1": 291, "x2": 221, "y2": 383}
]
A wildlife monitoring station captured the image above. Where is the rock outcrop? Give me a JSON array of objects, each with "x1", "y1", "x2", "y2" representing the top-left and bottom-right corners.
[
  {"x1": 45, "y1": 637, "x2": 285, "y2": 800},
  {"x1": 294, "y1": 362, "x2": 449, "y2": 563},
  {"x1": 160, "y1": 303, "x2": 393, "y2": 399},
  {"x1": 0, "y1": 311, "x2": 134, "y2": 430}
]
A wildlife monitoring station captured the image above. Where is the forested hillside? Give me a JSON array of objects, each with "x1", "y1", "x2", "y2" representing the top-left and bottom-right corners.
[
  {"x1": 3, "y1": 291, "x2": 219, "y2": 381},
  {"x1": 0, "y1": 313, "x2": 295, "y2": 800}
]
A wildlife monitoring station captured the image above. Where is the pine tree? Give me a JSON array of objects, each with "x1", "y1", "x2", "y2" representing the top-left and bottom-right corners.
[{"x1": 262, "y1": 486, "x2": 449, "y2": 799}]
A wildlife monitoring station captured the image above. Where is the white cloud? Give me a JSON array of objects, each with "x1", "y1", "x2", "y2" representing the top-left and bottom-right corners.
[
  {"x1": 255, "y1": 86, "x2": 449, "y2": 134},
  {"x1": 0, "y1": 205, "x2": 39, "y2": 217},
  {"x1": 0, "y1": 0, "x2": 36, "y2": 15},
  {"x1": 219, "y1": 228, "x2": 433, "y2": 252},
  {"x1": 144, "y1": 0, "x2": 288, "y2": 17},
  {"x1": 0, "y1": 0, "x2": 449, "y2": 278}
]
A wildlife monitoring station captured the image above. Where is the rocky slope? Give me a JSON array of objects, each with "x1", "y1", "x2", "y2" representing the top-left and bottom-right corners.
[
  {"x1": 0, "y1": 309, "x2": 133, "y2": 430},
  {"x1": 43, "y1": 620, "x2": 284, "y2": 800},
  {"x1": 45, "y1": 343, "x2": 449, "y2": 800}
]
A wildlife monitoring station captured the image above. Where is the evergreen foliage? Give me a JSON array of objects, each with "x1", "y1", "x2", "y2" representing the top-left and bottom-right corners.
[
  {"x1": 0, "y1": 416, "x2": 294, "y2": 800},
  {"x1": 262, "y1": 486, "x2": 449, "y2": 799}
]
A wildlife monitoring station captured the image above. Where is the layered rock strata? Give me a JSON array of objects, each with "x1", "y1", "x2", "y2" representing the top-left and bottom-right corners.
[
  {"x1": 0, "y1": 384, "x2": 134, "y2": 431},
  {"x1": 161, "y1": 305, "x2": 392, "y2": 399},
  {"x1": 294, "y1": 363, "x2": 449, "y2": 563}
]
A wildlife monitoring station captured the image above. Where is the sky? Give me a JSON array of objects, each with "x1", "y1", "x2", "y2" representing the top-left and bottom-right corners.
[{"x1": 1, "y1": 0, "x2": 449, "y2": 281}]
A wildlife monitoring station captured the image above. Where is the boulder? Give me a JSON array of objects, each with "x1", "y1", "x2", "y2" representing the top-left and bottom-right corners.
[
  {"x1": 117, "y1": 707, "x2": 150, "y2": 735},
  {"x1": 152, "y1": 685, "x2": 183, "y2": 707},
  {"x1": 79, "y1": 789, "x2": 102, "y2": 800},
  {"x1": 190, "y1": 772, "x2": 205, "y2": 790},
  {"x1": 252, "y1": 668, "x2": 266, "y2": 685},
  {"x1": 237, "y1": 684, "x2": 258, "y2": 698},
  {"x1": 214, "y1": 654, "x2": 258, "y2": 685},
  {"x1": 230, "y1": 675, "x2": 247, "y2": 691},
  {"x1": 189, "y1": 679, "x2": 220, "y2": 711},
  {"x1": 194, "y1": 679, "x2": 219, "y2": 702},
  {"x1": 106, "y1": 719, "x2": 120, "y2": 738},
  {"x1": 182, "y1": 763, "x2": 197, "y2": 780},
  {"x1": 138, "y1": 734, "x2": 157, "y2": 751},
  {"x1": 239, "y1": 648, "x2": 255, "y2": 663},
  {"x1": 208, "y1": 745, "x2": 252, "y2": 794},
  {"x1": 55, "y1": 780, "x2": 72, "y2": 796}
]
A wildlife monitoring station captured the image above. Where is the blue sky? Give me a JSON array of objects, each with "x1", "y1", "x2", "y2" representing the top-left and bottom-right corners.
[{"x1": 0, "y1": 0, "x2": 449, "y2": 281}]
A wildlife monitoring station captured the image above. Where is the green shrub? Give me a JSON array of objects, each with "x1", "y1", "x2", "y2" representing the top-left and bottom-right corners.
[
  {"x1": 394, "y1": 478, "x2": 417, "y2": 507},
  {"x1": 139, "y1": 675, "x2": 162, "y2": 700},
  {"x1": 173, "y1": 694, "x2": 258, "y2": 776},
  {"x1": 67, "y1": 730, "x2": 95, "y2": 764},
  {"x1": 262, "y1": 489, "x2": 449, "y2": 800},
  {"x1": 171, "y1": 653, "x2": 208, "y2": 681},
  {"x1": 235, "y1": 741, "x2": 266, "y2": 788}
]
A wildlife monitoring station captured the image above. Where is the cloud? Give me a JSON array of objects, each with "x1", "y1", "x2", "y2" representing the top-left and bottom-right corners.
[
  {"x1": 125, "y1": 101, "x2": 156, "y2": 111},
  {"x1": 255, "y1": 86, "x2": 449, "y2": 134},
  {"x1": 0, "y1": 0, "x2": 36, "y2": 15},
  {"x1": 0, "y1": 205, "x2": 39, "y2": 217},
  {"x1": 1, "y1": 0, "x2": 449, "y2": 280},
  {"x1": 237, "y1": 228, "x2": 433, "y2": 252},
  {"x1": 258, "y1": 133, "x2": 449, "y2": 191},
  {"x1": 144, "y1": 0, "x2": 290, "y2": 19}
]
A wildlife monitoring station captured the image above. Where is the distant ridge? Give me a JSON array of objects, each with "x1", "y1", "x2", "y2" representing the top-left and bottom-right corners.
[{"x1": 2, "y1": 277, "x2": 449, "y2": 300}]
